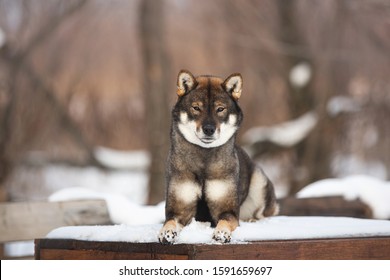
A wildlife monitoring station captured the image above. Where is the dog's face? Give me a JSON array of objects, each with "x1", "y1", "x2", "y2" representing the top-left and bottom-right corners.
[{"x1": 173, "y1": 70, "x2": 243, "y2": 148}]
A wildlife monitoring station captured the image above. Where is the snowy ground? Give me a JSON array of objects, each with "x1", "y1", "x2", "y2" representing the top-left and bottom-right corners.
[
  {"x1": 297, "y1": 175, "x2": 390, "y2": 220},
  {"x1": 47, "y1": 216, "x2": 390, "y2": 244},
  {"x1": 44, "y1": 175, "x2": 390, "y2": 244},
  {"x1": 47, "y1": 174, "x2": 390, "y2": 225},
  {"x1": 49, "y1": 187, "x2": 165, "y2": 225},
  {"x1": 43, "y1": 172, "x2": 390, "y2": 245},
  {"x1": 5, "y1": 147, "x2": 390, "y2": 256}
]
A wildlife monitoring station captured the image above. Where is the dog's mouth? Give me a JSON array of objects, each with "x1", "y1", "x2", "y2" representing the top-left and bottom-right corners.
[{"x1": 200, "y1": 137, "x2": 215, "y2": 144}]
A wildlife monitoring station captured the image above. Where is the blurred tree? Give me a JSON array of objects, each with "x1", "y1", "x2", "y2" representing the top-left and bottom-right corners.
[
  {"x1": 0, "y1": 0, "x2": 90, "y2": 201},
  {"x1": 275, "y1": 0, "x2": 327, "y2": 194},
  {"x1": 139, "y1": 0, "x2": 171, "y2": 204},
  {"x1": 0, "y1": 0, "x2": 389, "y2": 202}
]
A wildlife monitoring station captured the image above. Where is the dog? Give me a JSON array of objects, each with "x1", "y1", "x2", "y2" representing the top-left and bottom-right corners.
[{"x1": 158, "y1": 70, "x2": 279, "y2": 244}]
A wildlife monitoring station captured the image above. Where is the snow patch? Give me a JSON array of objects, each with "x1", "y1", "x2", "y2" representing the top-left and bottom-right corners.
[
  {"x1": 49, "y1": 187, "x2": 165, "y2": 225},
  {"x1": 4, "y1": 241, "x2": 34, "y2": 258},
  {"x1": 327, "y1": 96, "x2": 361, "y2": 116},
  {"x1": 332, "y1": 155, "x2": 387, "y2": 179},
  {"x1": 94, "y1": 147, "x2": 150, "y2": 170},
  {"x1": 48, "y1": 224, "x2": 162, "y2": 243},
  {"x1": 46, "y1": 216, "x2": 390, "y2": 244},
  {"x1": 43, "y1": 165, "x2": 148, "y2": 203},
  {"x1": 289, "y1": 62, "x2": 312, "y2": 88},
  {"x1": 243, "y1": 112, "x2": 318, "y2": 147},
  {"x1": 0, "y1": 28, "x2": 5, "y2": 48},
  {"x1": 297, "y1": 175, "x2": 390, "y2": 219}
]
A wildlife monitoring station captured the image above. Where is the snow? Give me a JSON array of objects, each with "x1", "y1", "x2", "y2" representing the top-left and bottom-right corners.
[
  {"x1": 332, "y1": 154, "x2": 387, "y2": 180},
  {"x1": 297, "y1": 175, "x2": 390, "y2": 219},
  {"x1": 47, "y1": 177, "x2": 390, "y2": 244},
  {"x1": 94, "y1": 147, "x2": 150, "y2": 170},
  {"x1": 243, "y1": 111, "x2": 318, "y2": 147},
  {"x1": 4, "y1": 148, "x2": 151, "y2": 258},
  {"x1": 46, "y1": 216, "x2": 390, "y2": 244},
  {"x1": 49, "y1": 187, "x2": 165, "y2": 225},
  {"x1": 0, "y1": 28, "x2": 5, "y2": 48},
  {"x1": 45, "y1": 175, "x2": 390, "y2": 245},
  {"x1": 4, "y1": 241, "x2": 35, "y2": 258},
  {"x1": 289, "y1": 62, "x2": 312, "y2": 88},
  {"x1": 9, "y1": 147, "x2": 390, "y2": 254},
  {"x1": 327, "y1": 96, "x2": 361, "y2": 116},
  {"x1": 43, "y1": 165, "x2": 148, "y2": 203}
]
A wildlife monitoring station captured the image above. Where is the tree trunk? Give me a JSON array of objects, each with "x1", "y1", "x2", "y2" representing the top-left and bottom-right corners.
[
  {"x1": 139, "y1": 0, "x2": 170, "y2": 205},
  {"x1": 276, "y1": 1, "x2": 334, "y2": 194}
]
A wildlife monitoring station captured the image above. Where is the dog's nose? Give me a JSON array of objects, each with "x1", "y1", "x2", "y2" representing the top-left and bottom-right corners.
[{"x1": 202, "y1": 124, "x2": 216, "y2": 136}]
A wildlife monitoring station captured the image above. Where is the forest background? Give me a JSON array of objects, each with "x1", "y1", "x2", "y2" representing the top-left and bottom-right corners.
[{"x1": 0, "y1": 0, "x2": 389, "y2": 205}]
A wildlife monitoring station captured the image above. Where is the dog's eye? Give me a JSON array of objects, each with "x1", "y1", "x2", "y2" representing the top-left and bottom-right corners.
[
  {"x1": 216, "y1": 107, "x2": 225, "y2": 113},
  {"x1": 192, "y1": 106, "x2": 201, "y2": 111}
]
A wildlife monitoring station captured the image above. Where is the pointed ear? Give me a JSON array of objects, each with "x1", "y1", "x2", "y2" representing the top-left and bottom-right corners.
[
  {"x1": 177, "y1": 70, "x2": 197, "y2": 97},
  {"x1": 223, "y1": 73, "x2": 243, "y2": 100}
]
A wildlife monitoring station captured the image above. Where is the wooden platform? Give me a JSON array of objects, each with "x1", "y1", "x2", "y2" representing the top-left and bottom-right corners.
[{"x1": 35, "y1": 237, "x2": 390, "y2": 260}]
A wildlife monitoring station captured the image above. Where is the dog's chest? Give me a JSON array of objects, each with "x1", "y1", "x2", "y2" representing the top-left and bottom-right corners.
[{"x1": 174, "y1": 146, "x2": 237, "y2": 181}]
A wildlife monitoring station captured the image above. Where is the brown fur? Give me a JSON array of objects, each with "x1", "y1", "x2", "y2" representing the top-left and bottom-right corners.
[{"x1": 159, "y1": 70, "x2": 278, "y2": 244}]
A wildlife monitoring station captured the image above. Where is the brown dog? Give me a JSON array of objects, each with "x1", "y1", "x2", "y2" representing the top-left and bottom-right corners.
[{"x1": 158, "y1": 70, "x2": 279, "y2": 244}]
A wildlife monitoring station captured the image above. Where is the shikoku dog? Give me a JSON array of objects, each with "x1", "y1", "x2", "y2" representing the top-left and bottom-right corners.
[{"x1": 158, "y1": 70, "x2": 279, "y2": 244}]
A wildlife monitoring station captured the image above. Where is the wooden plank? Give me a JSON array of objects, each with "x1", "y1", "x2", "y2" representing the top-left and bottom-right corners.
[
  {"x1": 279, "y1": 196, "x2": 373, "y2": 218},
  {"x1": 39, "y1": 249, "x2": 154, "y2": 260},
  {"x1": 154, "y1": 253, "x2": 188, "y2": 260},
  {"x1": 190, "y1": 237, "x2": 390, "y2": 260},
  {"x1": 0, "y1": 200, "x2": 111, "y2": 242},
  {"x1": 38, "y1": 249, "x2": 189, "y2": 260},
  {"x1": 35, "y1": 239, "x2": 190, "y2": 260},
  {"x1": 35, "y1": 237, "x2": 390, "y2": 260}
]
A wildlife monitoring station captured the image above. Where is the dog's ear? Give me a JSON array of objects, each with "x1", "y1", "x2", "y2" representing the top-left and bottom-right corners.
[
  {"x1": 177, "y1": 70, "x2": 197, "y2": 97},
  {"x1": 223, "y1": 73, "x2": 243, "y2": 101}
]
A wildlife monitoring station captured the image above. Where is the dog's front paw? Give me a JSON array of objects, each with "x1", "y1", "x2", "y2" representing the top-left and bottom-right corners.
[
  {"x1": 212, "y1": 228, "x2": 231, "y2": 243},
  {"x1": 212, "y1": 219, "x2": 238, "y2": 243},
  {"x1": 159, "y1": 228, "x2": 178, "y2": 245},
  {"x1": 159, "y1": 220, "x2": 182, "y2": 245}
]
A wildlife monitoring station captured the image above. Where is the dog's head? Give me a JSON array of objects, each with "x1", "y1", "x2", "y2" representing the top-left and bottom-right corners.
[{"x1": 173, "y1": 70, "x2": 243, "y2": 148}]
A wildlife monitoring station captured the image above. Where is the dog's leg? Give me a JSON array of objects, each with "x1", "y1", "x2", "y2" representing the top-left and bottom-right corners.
[
  {"x1": 240, "y1": 168, "x2": 279, "y2": 222},
  {"x1": 205, "y1": 179, "x2": 239, "y2": 243},
  {"x1": 159, "y1": 180, "x2": 201, "y2": 244}
]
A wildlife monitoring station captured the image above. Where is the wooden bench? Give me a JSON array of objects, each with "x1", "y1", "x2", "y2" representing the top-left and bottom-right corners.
[
  {"x1": 35, "y1": 237, "x2": 390, "y2": 260},
  {"x1": 0, "y1": 200, "x2": 111, "y2": 259},
  {"x1": 278, "y1": 196, "x2": 373, "y2": 218}
]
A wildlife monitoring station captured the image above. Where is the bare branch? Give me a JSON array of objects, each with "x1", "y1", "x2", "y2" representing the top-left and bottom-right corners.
[{"x1": 16, "y1": 0, "x2": 88, "y2": 64}]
